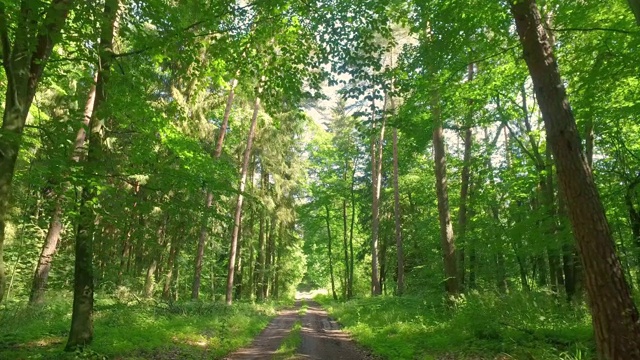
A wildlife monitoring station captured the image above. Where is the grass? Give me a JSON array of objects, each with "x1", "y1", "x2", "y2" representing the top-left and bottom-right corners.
[
  {"x1": 317, "y1": 290, "x2": 595, "y2": 360},
  {"x1": 274, "y1": 320, "x2": 303, "y2": 360},
  {"x1": 0, "y1": 293, "x2": 282, "y2": 359}
]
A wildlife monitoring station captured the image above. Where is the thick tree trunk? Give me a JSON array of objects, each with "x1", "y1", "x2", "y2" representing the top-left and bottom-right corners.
[
  {"x1": 432, "y1": 93, "x2": 459, "y2": 297},
  {"x1": 511, "y1": 1, "x2": 640, "y2": 358},
  {"x1": 392, "y1": 128, "x2": 404, "y2": 296},
  {"x1": 225, "y1": 93, "x2": 261, "y2": 305},
  {"x1": 0, "y1": 0, "x2": 73, "y2": 301},
  {"x1": 192, "y1": 78, "x2": 237, "y2": 299},
  {"x1": 66, "y1": 0, "x2": 118, "y2": 350}
]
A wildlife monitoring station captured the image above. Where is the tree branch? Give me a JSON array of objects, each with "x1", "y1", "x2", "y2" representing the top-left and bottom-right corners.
[
  {"x1": 548, "y1": 27, "x2": 639, "y2": 35},
  {"x1": 27, "y1": 0, "x2": 74, "y2": 102}
]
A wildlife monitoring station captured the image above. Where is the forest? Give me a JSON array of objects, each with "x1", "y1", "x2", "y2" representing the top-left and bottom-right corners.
[{"x1": 0, "y1": 0, "x2": 640, "y2": 359}]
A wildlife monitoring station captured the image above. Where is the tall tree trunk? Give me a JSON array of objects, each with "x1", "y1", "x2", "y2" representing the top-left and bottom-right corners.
[
  {"x1": 511, "y1": 1, "x2": 640, "y2": 358},
  {"x1": 265, "y1": 217, "x2": 275, "y2": 299},
  {"x1": 192, "y1": 78, "x2": 237, "y2": 299},
  {"x1": 432, "y1": 92, "x2": 459, "y2": 297},
  {"x1": 325, "y1": 204, "x2": 337, "y2": 300},
  {"x1": 348, "y1": 159, "x2": 357, "y2": 299},
  {"x1": 66, "y1": 0, "x2": 118, "y2": 350},
  {"x1": 226, "y1": 92, "x2": 261, "y2": 305},
  {"x1": 370, "y1": 97, "x2": 386, "y2": 296},
  {"x1": 30, "y1": 75, "x2": 98, "y2": 304},
  {"x1": 342, "y1": 161, "x2": 350, "y2": 300},
  {"x1": 457, "y1": 64, "x2": 474, "y2": 291},
  {"x1": 256, "y1": 209, "x2": 266, "y2": 301},
  {"x1": 0, "y1": 0, "x2": 73, "y2": 302},
  {"x1": 458, "y1": 127, "x2": 472, "y2": 291},
  {"x1": 392, "y1": 128, "x2": 404, "y2": 296}
]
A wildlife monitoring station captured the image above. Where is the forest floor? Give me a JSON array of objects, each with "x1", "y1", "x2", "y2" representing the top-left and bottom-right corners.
[
  {"x1": 226, "y1": 294, "x2": 377, "y2": 360},
  {"x1": 0, "y1": 293, "x2": 281, "y2": 360}
]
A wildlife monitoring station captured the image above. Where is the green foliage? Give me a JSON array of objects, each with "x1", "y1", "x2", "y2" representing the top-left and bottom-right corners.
[
  {"x1": 0, "y1": 294, "x2": 279, "y2": 359},
  {"x1": 318, "y1": 292, "x2": 594, "y2": 360}
]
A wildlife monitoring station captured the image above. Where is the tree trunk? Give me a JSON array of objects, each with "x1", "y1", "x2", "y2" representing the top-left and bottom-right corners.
[
  {"x1": 192, "y1": 78, "x2": 237, "y2": 300},
  {"x1": 342, "y1": 163, "x2": 350, "y2": 299},
  {"x1": 348, "y1": 159, "x2": 357, "y2": 299},
  {"x1": 432, "y1": 92, "x2": 459, "y2": 297},
  {"x1": 370, "y1": 96, "x2": 386, "y2": 296},
  {"x1": 226, "y1": 92, "x2": 261, "y2": 305},
  {"x1": 324, "y1": 204, "x2": 338, "y2": 300},
  {"x1": 30, "y1": 74, "x2": 98, "y2": 304},
  {"x1": 265, "y1": 217, "x2": 275, "y2": 299},
  {"x1": 162, "y1": 234, "x2": 180, "y2": 301},
  {"x1": 0, "y1": 0, "x2": 73, "y2": 302},
  {"x1": 511, "y1": 1, "x2": 640, "y2": 358},
  {"x1": 458, "y1": 127, "x2": 472, "y2": 291},
  {"x1": 392, "y1": 128, "x2": 404, "y2": 296},
  {"x1": 457, "y1": 64, "x2": 474, "y2": 291},
  {"x1": 144, "y1": 220, "x2": 166, "y2": 298},
  {"x1": 192, "y1": 192, "x2": 211, "y2": 300},
  {"x1": 30, "y1": 201, "x2": 63, "y2": 304},
  {"x1": 256, "y1": 209, "x2": 266, "y2": 301},
  {"x1": 66, "y1": 0, "x2": 118, "y2": 350}
]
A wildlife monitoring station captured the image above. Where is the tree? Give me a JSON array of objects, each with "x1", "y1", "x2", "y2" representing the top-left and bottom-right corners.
[
  {"x1": 66, "y1": 0, "x2": 119, "y2": 350},
  {"x1": 0, "y1": 0, "x2": 74, "y2": 301},
  {"x1": 510, "y1": 0, "x2": 640, "y2": 358}
]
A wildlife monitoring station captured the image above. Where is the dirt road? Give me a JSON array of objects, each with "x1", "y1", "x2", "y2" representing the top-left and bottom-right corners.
[{"x1": 225, "y1": 299, "x2": 376, "y2": 360}]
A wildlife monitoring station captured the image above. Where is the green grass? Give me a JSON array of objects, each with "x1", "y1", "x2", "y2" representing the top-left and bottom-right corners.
[
  {"x1": 317, "y1": 291, "x2": 595, "y2": 360},
  {"x1": 0, "y1": 293, "x2": 282, "y2": 359},
  {"x1": 274, "y1": 320, "x2": 302, "y2": 360},
  {"x1": 298, "y1": 303, "x2": 308, "y2": 316}
]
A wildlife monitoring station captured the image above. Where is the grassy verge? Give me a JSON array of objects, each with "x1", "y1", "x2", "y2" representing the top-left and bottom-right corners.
[
  {"x1": 317, "y1": 291, "x2": 595, "y2": 360},
  {"x1": 0, "y1": 293, "x2": 282, "y2": 359}
]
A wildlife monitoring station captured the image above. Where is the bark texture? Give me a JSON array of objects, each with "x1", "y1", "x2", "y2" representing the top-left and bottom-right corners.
[
  {"x1": 66, "y1": 0, "x2": 118, "y2": 350},
  {"x1": 511, "y1": 1, "x2": 640, "y2": 358},
  {"x1": 432, "y1": 93, "x2": 459, "y2": 297}
]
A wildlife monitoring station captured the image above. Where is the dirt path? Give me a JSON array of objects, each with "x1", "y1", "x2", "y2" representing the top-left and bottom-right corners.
[{"x1": 225, "y1": 298, "x2": 376, "y2": 360}]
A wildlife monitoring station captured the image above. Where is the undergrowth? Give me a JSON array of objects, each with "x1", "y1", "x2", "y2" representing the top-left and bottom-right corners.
[
  {"x1": 317, "y1": 291, "x2": 595, "y2": 360},
  {"x1": 0, "y1": 293, "x2": 283, "y2": 359}
]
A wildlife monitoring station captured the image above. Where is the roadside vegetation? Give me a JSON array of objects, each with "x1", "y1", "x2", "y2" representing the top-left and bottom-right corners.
[
  {"x1": 318, "y1": 292, "x2": 593, "y2": 360},
  {"x1": 0, "y1": 293, "x2": 280, "y2": 360}
]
